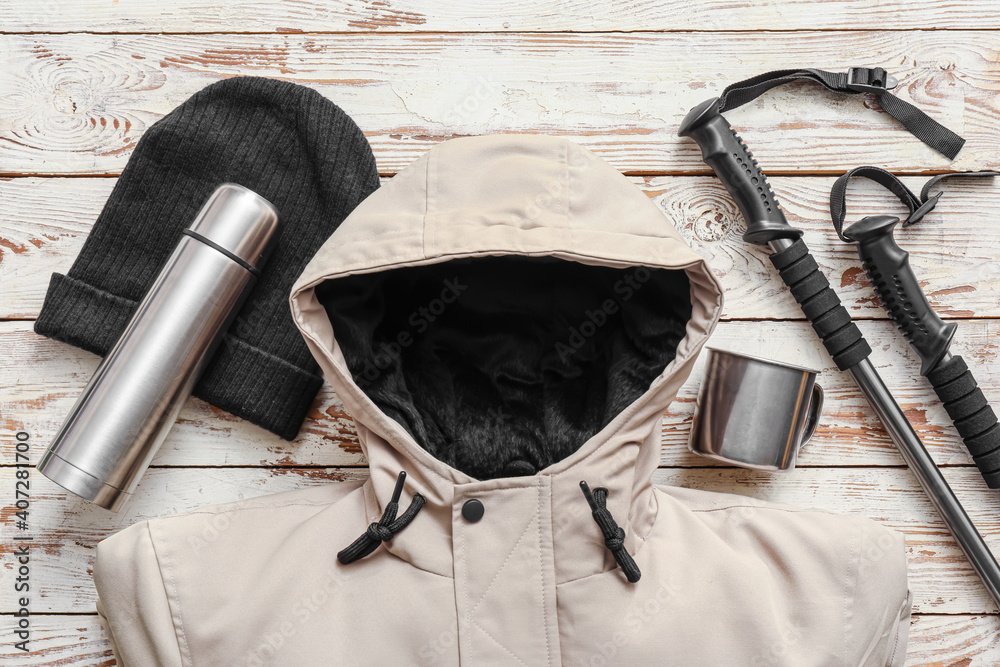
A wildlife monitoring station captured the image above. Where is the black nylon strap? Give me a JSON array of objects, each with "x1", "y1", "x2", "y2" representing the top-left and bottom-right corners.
[
  {"x1": 919, "y1": 172, "x2": 1000, "y2": 201},
  {"x1": 717, "y1": 67, "x2": 966, "y2": 160},
  {"x1": 829, "y1": 168, "x2": 997, "y2": 242}
]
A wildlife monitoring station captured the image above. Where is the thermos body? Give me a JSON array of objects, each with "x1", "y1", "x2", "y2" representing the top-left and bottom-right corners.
[{"x1": 37, "y1": 184, "x2": 279, "y2": 511}]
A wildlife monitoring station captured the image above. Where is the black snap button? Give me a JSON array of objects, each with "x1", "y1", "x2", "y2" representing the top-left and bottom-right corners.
[{"x1": 462, "y1": 499, "x2": 485, "y2": 523}]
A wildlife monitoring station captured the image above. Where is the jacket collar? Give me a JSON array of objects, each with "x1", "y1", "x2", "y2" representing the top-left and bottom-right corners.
[{"x1": 322, "y1": 335, "x2": 704, "y2": 582}]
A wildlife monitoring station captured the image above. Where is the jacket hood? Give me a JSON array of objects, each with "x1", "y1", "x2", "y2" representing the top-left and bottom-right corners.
[{"x1": 290, "y1": 134, "x2": 722, "y2": 578}]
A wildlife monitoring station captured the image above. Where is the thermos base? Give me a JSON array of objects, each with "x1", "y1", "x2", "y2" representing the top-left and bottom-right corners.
[{"x1": 37, "y1": 450, "x2": 131, "y2": 512}]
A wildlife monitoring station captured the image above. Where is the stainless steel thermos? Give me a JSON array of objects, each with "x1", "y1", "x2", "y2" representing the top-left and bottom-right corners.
[{"x1": 37, "y1": 184, "x2": 279, "y2": 511}]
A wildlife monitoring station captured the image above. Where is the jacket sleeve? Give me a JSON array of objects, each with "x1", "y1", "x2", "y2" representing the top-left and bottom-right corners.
[
  {"x1": 850, "y1": 519, "x2": 911, "y2": 667},
  {"x1": 94, "y1": 520, "x2": 185, "y2": 667}
]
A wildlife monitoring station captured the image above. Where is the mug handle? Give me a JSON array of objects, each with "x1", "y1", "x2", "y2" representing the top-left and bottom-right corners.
[{"x1": 800, "y1": 383, "x2": 825, "y2": 445}]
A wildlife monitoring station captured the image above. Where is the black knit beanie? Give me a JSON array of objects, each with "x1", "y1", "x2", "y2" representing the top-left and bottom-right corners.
[{"x1": 35, "y1": 77, "x2": 380, "y2": 440}]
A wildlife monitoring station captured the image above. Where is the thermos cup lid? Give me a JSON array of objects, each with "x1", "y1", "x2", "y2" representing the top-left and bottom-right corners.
[{"x1": 188, "y1": 184, "x2": 280, "y2": 269}]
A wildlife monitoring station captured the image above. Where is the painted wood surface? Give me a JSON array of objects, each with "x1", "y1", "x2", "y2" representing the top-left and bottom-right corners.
[
  {"x1": 2, "y1": 5, "x2": 999, "y2": 662},
  {"x1": 5, "y1": 0, "x2": 1000, "y2": 33},
  {"x1": 1, "y1": 32, "x2": 997, "y2": 176},
  {"x1": 0, "y1": 616, "x2": 115, "y2": 667},
  {"x1": 4, "y1": 175, "x2": 1000, "y2": 321}
]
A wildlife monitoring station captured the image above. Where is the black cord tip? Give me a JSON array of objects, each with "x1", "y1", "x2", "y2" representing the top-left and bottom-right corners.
[{"x1": 391, "y1": 470, "x2": 407, "y2": 503}]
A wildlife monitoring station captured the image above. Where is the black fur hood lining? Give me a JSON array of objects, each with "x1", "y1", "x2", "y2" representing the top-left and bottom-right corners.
[{"x1": 318, "y1": 255, "x2": 692, "y2": 480}]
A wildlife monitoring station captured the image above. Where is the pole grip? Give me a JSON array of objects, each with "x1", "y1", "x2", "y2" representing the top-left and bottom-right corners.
[
  {"x1": 844, "y1": 215, "x2": 956, "y2": 375},
  {"x1": 678, "y1": 97, "x2": 800, "y2": 245},
  {"x1": 839, "y1": 209, "x2": 1000, "y2": 488},
  {"x1": 679, "y1": 97, "x2": 871, "y2": 370}
]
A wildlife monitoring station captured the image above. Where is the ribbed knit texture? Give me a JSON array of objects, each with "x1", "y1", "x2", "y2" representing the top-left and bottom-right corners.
[{"x1": 35, "y1": 77, "x2": 380, "y2": 440}]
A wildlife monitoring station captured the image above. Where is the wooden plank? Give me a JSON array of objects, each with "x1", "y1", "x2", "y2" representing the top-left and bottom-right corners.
[
  {"x1": 656, "y1": 175, "x2": 1000, "y2": 322},
  {"x1": 5, "y1": 0, "x2": 1000, "y2": 33},
  {"x1": 1, "y1": 466, "x2": 998, "y2": 614},
  {"x1": 0, "y1": 320, "x2": 366, "y2": 467},
  {"x1": 0, "y1": 178, "x2": 114, "y2": 320},
  {"x1": 5, "y1": 318, "x2": 1000, "y2": 469},
  {"x1": 5, "y1": 175, "x2": 1000, "y2": 320},
  {"x1": 907, "y1": 614, "x2": 1000, "y2": 665},
  {"x1": 0, "y1": 32, "x2": 995, "y2": 176},
  {"x1": 0, "y1": 613, "x2": 995, "y2": 665},
  {"x1": 0, "y1": 615, "x2": 113, "y2": 666}
]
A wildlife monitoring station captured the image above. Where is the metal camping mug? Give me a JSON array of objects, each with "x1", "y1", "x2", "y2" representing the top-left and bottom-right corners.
[{"x1": 688, "y1": 348, "x2": 824, "y2": 471}]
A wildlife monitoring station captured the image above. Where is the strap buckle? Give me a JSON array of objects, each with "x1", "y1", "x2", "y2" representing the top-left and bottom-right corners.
[
  {"x1": 846, "y1": 67, "x2": 899, "y2": 94},
  {"x1": 904, "y1": 192, "x2": 943, "y2": 226}
]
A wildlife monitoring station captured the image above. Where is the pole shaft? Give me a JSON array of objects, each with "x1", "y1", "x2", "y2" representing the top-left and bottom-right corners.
[{"x1": 850, "y1": 360, "x2": 1000, "y2": 606}]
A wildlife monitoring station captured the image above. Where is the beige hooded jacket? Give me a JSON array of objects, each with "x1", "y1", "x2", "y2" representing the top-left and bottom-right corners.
[{"x1": 94, "y1": 135, "x2": 911, "y2": 666}]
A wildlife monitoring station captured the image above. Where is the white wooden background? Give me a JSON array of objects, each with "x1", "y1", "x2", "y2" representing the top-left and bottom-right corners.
[{"x1": 2, "y1": 1, "x2": 1000, "y2": 664}]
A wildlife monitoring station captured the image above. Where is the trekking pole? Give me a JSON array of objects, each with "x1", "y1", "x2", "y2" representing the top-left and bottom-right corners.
[
  {"x1": 830, "y1": 168, "x2": 1000, "y2": 490},
  {"x1": 678, "y1": 97, "x2": 1000, "y2": 607}
]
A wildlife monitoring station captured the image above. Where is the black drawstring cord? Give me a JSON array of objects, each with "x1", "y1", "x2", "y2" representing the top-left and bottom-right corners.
[
  {"x1": 338, "y1": 471, "x2": 426, "y2": 565},
  {"x1": 580, "y1": 481, "x2": 641, "y2": 583}
]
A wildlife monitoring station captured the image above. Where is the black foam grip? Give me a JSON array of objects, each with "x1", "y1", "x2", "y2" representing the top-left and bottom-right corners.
[
  {"x1": 945, "y1": 392, "x2": 989, "y2": 422},
  {"x1": 778, "y1": 254, "x2": 819, "y2": 285},
  {"x1": 966, "y1": 424, "x2": 1000, "y2": 458},
  {"x1": 812, "y1": 308, "x2": 853, "y2": 335},
  {"x1": 971, "y1": 442, "x2": 1000, "y2": 473},
  {"x1": 770, "y1": 240, "x2": 871, "y2": 371},
  {"x1": 833, "y1": 340, "x2": 873, "y2": 370},
  {"x1": 956, "y1": 407, "x2": 997, "y2": 439},
  {"x1": 800, "y1": 290, "x2": 842, "y2": 322},
  {"x1": 823, "y1": 323, "x2": 864, "y2": 352},
  {"x1": 789, "y1": 272, "x2": 828, "y2": 303},
  {"x1": 770, "y1": 240, "x2": 809, "y2": 268},
  {"x1": 929, "y1": 355, "x2": 1000, "y2": 488},
  {"x1": 934, "y1": 373, "x2": 979, "y2": 404},
  {"x1": 927, "y1": 355, "x2": 969, "y2": 385}
]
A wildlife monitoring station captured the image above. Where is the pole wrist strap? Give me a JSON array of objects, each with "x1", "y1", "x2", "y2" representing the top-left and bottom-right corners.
[
  {"x1": 829, "y1": 167, "x2": 997, "y2": 242},
  {"x1": 718, "y1": 67, "x2": 966, "y2": 160}
]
